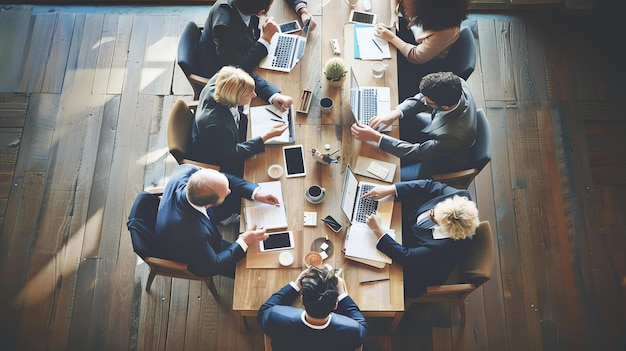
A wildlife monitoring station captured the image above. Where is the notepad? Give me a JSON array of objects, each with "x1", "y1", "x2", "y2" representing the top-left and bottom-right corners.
[
  {"x1": 243, "y1": 181, "x2": 287, "y2": 230},
  {"x1": 249, "y1": 105, "x2": 295, "y2": 144},
  {"x1": 343, "y1": 223, "x2": 395, "y2": 268},
  {"x1": 354, "y1": 24, "x2": 391, "y2": 60}
]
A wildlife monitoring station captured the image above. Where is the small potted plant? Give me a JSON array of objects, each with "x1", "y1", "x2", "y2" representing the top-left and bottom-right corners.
[{"x1": 324, "y1": 58, "x2": 348, "y2": 88}]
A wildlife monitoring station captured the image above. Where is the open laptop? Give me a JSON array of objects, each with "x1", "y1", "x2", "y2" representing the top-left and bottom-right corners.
[
  {"x1": 340, "y1": 165, "x2": 394, "y2": 229},
  {"x1": 260, "y1": 21, "x2": 310, "y2": 72},
  {"x1": 349, "y1": 68, "x2": 392, "y2": 131}
]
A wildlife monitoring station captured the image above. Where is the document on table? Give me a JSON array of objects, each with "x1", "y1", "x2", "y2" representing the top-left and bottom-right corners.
[
  {"x1": 243, "y1": 181, "x2": 287, "y2": 230},
  {"x1": 343, "y1": 223, "x2": 395, "y2": 268},
  {"x1": 354, "y1": 24, "x2": 391, "y2": 60},
  {"x1": 249, "y1": 104, "x2": 295, "y2": 144}
]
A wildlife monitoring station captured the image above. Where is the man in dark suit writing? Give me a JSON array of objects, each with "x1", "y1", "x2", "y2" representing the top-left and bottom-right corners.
[{"x1": 155, "y1": 164, "x2": 280, "y2": 278}]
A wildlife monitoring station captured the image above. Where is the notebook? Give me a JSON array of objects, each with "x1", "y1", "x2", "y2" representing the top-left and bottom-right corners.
[
  {"x1": 259, "y1": 21, "x2": 310, "y2": 72},
  {"x1": 349, "y1": 68, "x2": 392, "y2": 131},
  {"x1": 344, "y1": 223, "x2": 395, "y2": 268},
  {"x1": 353, "y1": 24, "x2": 391, "y2": 60},
  {"x1": 243, "y1": 181, "x2": 287, "y2": 230},
  {"x1": 249, "y1": 104, "x2": 295, "y2": 144},
  {"x1": 340, "y1": 165, "x2": 394, "y2": 229}
]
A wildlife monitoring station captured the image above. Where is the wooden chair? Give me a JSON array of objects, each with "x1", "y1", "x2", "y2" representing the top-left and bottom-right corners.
[
  {"x1": 432, "y1": 108, "x2": 492, "y2": 189},
  {"x1": 166, "y1": 99, "x2": 220, "y2": 171},
  {"x1": 127, "y1": 191, "x2": 219, "y2": 300},
  {"x1": 177, "y1": 21, "x2": 209, "y2": 100},
  {"x1": 403, "y1": 221, "x2": 494, "y2": 324},
  {"x1": 264, "y1": 334, "x2": 362, "y2": 351}
]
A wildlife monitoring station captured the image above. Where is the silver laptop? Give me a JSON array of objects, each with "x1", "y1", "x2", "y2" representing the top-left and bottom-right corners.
[
  {"x1": 340, "y1": 165, "x2": 394, "y2": 229},
  {"x1": 349, "y1": 68, "x2": 392, "y2": 131},
  {"x1": 260, "y1": 22, "x2": 310, "y2": 72}
]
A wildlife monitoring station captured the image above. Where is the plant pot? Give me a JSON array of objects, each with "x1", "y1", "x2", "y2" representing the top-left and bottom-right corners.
[{"x1": 327, "y1": 76, "x2": 346, "y2": 88}]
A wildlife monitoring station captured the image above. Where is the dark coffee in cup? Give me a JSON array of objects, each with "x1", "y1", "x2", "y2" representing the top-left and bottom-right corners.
[{"x1": 308, "y1": 185, "x2": 322, "y2": 197}]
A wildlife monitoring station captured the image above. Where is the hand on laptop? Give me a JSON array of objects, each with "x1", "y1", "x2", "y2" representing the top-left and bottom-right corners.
[
  {"x1": 271, "y1": 94, "x2": 293, "y2": 112},
  {"x1": 369, "y1": 110, "x2": 401, "y2": 131},
  {"x1": 365, "y1": 213, "x2": 385, "y2": 239},
  {"x1": 360, "y1": 184, "x2": 396, "y2": 201},
  {"x1": 351, "y1": 123, "x2": 381, "y2": 143},
  {"x1": 261, "y1": 16, "x2": 279, "y2": 43}
]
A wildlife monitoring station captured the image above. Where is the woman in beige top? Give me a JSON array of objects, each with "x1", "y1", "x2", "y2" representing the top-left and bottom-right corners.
[{"x1": 378, "y1": 0, "x2": 469, "y2": 99}]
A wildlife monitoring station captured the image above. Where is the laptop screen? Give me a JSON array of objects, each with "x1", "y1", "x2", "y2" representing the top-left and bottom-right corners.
[
  {"x1": 349, "y1": 68, "x2": 360, "y2": 124},
  {"x1": 340, "y1": 165, "x2": 359, "y2": 222}
]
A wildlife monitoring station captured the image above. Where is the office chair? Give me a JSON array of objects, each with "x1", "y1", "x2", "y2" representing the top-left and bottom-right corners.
[
  {"x1": 167, "y1": 99, "x2": 220, "y2": 171},
  {"x1": 264, "y1": 334, "x2": 362, "y2": 351},
  {"x1": 177, "y1": 21, "x2": 209, "y2": 100},
  {"x1": 127, "y1": 191, "x2": 219, "y2": 299},
  {"x1": 432, "y1": 108, "x2": 492, "y2": 189},
  {"x1": 403, "y1": 220, "x2": 494, "y2": 324},
  {"x1": 443, "y1": 26, "x2": 477, "y2": 81}
]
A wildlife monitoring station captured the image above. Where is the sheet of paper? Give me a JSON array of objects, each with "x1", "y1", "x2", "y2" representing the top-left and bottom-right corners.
[
  {"x1": 243, "y1": 181, "x2": 287, "y2": 230},
  {"x1": 344, "y1": 223, "x2": 394, "y2": 264},
  {"x1": 354, "y1": 25, "x2": 391, "y2": 60},
  {"x1": 249, "y1": 105, "x2": 294, "y2": 144}
]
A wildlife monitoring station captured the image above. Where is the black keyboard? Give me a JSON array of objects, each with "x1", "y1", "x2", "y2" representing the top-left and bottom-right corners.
[
  {"x1": 354, "y1": 184, "x2": 378, "y2": 223},
  {"x1": 361, "y1": 88, "x2": 378, "y2": 124},
  {"x1": 272, "y1": 36, "x2": 295, "y2": 69}
]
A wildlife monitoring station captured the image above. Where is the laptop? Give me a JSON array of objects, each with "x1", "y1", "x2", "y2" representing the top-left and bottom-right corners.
[
  {"x1": 349, "y1": 68, "x2": 392, "y2": 131},
  {"x1": 260, "y1": 21, "x2": 310, "y2": 72},
  {"x1": 340, "y1": 165, "x2": 394, "y2": 229}
]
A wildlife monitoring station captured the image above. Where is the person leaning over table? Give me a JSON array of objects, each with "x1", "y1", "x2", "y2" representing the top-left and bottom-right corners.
[
  {"x1": 257, "y1": 266, "x2": 368, "y2": 351},
  {"x1": 380, "y1": 0, "x2": 470, "y2": 99},
  {"x1": 350, "y1": 72, "x2": 477, "y2": 180},
  {"x1": 199, "y1": 0, "x2": 316, "y2": 112},
  {"x1": 155, "y1": 164, "x2": 281, "y2": 278},
  {"x1": 188, "y1": 66, "x2": 288, "y2": 178},
  {"x1": 361, "y1": 179, "x2": 479, "y2": 298}
]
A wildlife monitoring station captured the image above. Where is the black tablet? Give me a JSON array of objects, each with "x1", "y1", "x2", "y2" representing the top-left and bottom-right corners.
[
  {"x1": 283, "y1": 145, "x2": 306, "y2": 178},
  {"x1": 259, "y1": 231, "x2": 295, "y2": 252},
  {"x1": 349, "y1": 10, "x2": 376, "y2": 25}
]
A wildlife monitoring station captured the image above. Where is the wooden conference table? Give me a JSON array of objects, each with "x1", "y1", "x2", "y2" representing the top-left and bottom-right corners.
[{"x1": 233, "y1": 0, "x2": 404, "y2": 332}]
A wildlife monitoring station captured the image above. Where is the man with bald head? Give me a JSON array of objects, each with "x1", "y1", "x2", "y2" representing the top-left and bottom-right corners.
[{"x1": 155, "y1": 164, "x2": 280, "y2": 278}]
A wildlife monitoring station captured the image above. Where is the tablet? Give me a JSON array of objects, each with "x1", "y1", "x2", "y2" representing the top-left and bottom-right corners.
[
  {"x1": 259, "y1": 231, "x2": 295, "y2": 252},
  {"x1": 349, "y1": 10, "x2": 376, "y2": 25},
  {"x1": 283, "y1": 145, "x2": 306, "y2": 178},
  {"x1": 279, "y1": 20, "x2": 301, "y2": 34}
]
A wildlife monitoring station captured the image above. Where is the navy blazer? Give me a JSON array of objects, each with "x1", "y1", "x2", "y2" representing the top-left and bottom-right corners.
[
  {"x1": 155, "y1": 164, "x2": 257, "y2": 276},
  {"x1": 376, "y1": 180, "x2": 473, "y2": 297},
  {"x1": 257, "y1": 284, "x2": 367, "y2": 351},
  {"x1": 199, "y1": 0, "x2": 306, "y2": 99},
  {"x1": 188, "y1": 74, "x2": 265, "y2": 177}
]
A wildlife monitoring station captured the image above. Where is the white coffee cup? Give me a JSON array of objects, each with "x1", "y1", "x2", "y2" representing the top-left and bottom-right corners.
[
  {"x1": 344, "y1": 0, "x2": 359, "y2": 7},
  {"x1": 320, "y1": 97, "x2": 333, "y2": 114},
  {"x1": 305, "y1": 185, "x2": 326, "y2": 204},
  {"x1": 372, "y1": 62, "x2": 388, "y2": 79},
  {"x1": 279, "y1": 251, "x2": 294, "y2": 266},
  {"x1": 268, "y1": 164, "x2": 283, "y2": 179}
]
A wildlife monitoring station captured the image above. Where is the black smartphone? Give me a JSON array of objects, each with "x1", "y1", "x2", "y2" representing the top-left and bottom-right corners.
[{"x1": 322, "y1": 215, "x2": 342, "y2": 233}]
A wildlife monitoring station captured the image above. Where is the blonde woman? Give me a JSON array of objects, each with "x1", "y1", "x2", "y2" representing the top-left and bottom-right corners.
[
  {"x1": 189, "y1": 66, "x2": 288, "y2": 178},
  {"x1": 363, "y1": 179, "x2": 479, "y2": 297}
]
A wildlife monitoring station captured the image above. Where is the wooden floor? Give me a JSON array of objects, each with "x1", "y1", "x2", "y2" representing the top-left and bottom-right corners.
[{"x1": 1, "y1": 3, "x2": 625, "y2": 351}]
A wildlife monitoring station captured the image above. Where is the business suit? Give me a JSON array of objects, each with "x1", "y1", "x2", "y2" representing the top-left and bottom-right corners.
[
  {"x1": 199, "y1": 0, "x2": 307, "y2": 100},
  {"x1": 257, "y1": 284, "x2": 367, "y2": 351},
  {"x1": 188, "y1": 74, "x2": 265, "y2": 177},
  {"x1": 376, "y1": 180, "x2": 473, "y2": 297},
  {"x1": 380, "y1": 78, "x2": 477, "y2": 179},
  {"x1": 155, "y1": 164, "x2": 257, "y2": 277}
]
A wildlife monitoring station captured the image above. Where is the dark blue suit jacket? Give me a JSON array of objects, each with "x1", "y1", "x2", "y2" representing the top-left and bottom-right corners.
[
  {"x1": 376, "y1": 180, "x2": 473, "y2": 297},
  {"x1": 257, "y1": 284, "x2": 367, "y2": 351},
  {"x1": 188, "y1": 74, "x2": 265, "y2": 177},
  {"x1": 155, "y1": 164, "x2": 257, "y2": 277}
]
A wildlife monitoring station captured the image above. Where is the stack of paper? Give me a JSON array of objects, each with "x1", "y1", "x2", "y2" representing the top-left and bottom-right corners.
[
  {"x1": 243, "y1": 181, "x2": 287, "y2": 230},
  {"x1": 354, "y1": 24, "x2": 391, "y2": 60},
  {"x1": 249, "y1": 105, "x2": 295, "y2": 144},
  {"x1": 343, "y1": 223, "x2": 395, "y2": 269}
]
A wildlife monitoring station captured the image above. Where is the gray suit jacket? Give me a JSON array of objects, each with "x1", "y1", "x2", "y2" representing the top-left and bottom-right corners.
[{"x1": 379, "y1": 79, "x2": 477, "y2": 168}]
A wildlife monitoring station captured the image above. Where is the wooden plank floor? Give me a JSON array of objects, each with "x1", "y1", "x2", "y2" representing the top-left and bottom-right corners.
[{"x1": 1, "y1": 4, "x2": 625, "y2": 351}]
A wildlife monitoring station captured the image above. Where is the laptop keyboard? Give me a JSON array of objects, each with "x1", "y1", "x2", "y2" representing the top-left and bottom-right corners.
[
  {"x1": 361, "y1": 88, "x2": 378, "y2": 124},
  {"x1": 272, "y1": 36, "x2": 295, "y2": 69},
  {"x1": 354, "y1": 184, "x2": 378, "y2": 223}
]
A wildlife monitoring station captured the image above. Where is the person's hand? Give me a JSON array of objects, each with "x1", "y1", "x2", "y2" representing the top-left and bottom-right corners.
[
  {"x1": 253, "y1": 192, "x2": 281, "y2": 207},
  {"x1": 299, "y1": 9, "x2": 317, "y2": 31},
  {"x1": 336, "y1": 275, "x2": 347, "y2": 296},
  {"x1": 351, "y1": 123, "x2": 381, "y2": 142},
  {"x1": 360, "y1": 184, "x2": 396, "y2": 201},
  {"x1": 365, "y1": 213, "x2": 385, "y2": 239},
  {"x1": 374, "y1": 23, "x2": 396, "y2": 42},
  {"x1": 262, "y1": 123, "x2": 289, "y2": 142},
  {"x1": 369, "y1": 109, "x2": 401, "y2": 130},
  {"x1": 261, "y1": 16, "x2": 279, "y2": 42},
  {"x1": 294, "y1": 268, "x2": 309, "y2": 290},
  {"x1": 239, "y1": 224, "x2": 269, "y2": 245},
  {"x1": 271, "y1": 94, "x2": 293, "y2": 112}
]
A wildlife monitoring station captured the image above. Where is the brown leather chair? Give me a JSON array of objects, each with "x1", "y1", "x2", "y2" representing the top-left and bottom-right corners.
[
  {"x1": 403, "y1": 221, "x2": 495, "y2": 324},
  {"x1": 177, "y1": 21, "x2": 210, "y2": 100},
  {"x1": 127, "y1": 191, "x2": 219, "y2": 300},
  {"x1": 167, "y1": 99, "x2": 220, "y2": 171},
  {"x1": 264, "y1": 334, "x2": 362, "y2": 351}
]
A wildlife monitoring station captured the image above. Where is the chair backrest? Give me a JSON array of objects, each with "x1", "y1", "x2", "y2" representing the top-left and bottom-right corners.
[
  {"x1": 459, "y1": 221, "x2": 495, "y2": 287},
  {"x1": 444, "y1": 26, "x2": 477, "y2": 80},
  {"x1": 264, "y1": 334, "x2": 362, "y2": 351},
  {"x1": 127, "y1": 191, "x2": 161, "y2": 259},
  {"x1": 177, "y1": 21, "x2": 208, "y2": 99},
  {"x1": 167, "y1": 99, "x2": 195, "y2": 165}
]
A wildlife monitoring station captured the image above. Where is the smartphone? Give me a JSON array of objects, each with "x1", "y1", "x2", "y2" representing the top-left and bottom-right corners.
[
  {"x1": 279, "y1": 20, "x2": 301, "y2": 34},
  {"x1": 349, "y1": 10, "x2": 376, "y2": 25},
  {"x1": 259, "y1": 231, "x2": 295, "y2": 252},
  {"x1": 322, "y1": 215, "x2": 342, "y2": 233},
  {"x1": 283, "y1": 145, "x2": 306, "y2": 178}
]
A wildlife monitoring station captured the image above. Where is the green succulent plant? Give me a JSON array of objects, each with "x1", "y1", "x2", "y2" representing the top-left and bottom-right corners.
[{"x1": 324, "y1": 58, "x2": 348, "y2": 81}]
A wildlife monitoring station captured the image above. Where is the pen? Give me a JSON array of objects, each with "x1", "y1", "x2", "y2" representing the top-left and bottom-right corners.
[
  {"x1": 270, "y1": 118, "x2": 286, "y2": 124},
  {"x1": 371, "y1": 38, "x2": 384, "y2": 53},
  {"x1": 360, "y1": 278, "x2": 390, "y2": 284},
  {"x1": 329, "y1": 149, "x2": 340, "y2": 156},
  {"x1": 265, "y1": 107, "x2": 284, "y2": 120}
]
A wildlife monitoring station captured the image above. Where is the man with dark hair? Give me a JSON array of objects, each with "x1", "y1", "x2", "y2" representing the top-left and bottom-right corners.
[
  {"x1": 351, "y1": 71, "x2": 477, "y2": 179},
  {"x1": 155, "y1": 164, "x2": 280, "y2": 278},
  {"x1": 199, "y1": 0, "x2": 315, "y2": 112},
  {"x1": 257, "y1": 266, "x2": 367, "y2": 351}
]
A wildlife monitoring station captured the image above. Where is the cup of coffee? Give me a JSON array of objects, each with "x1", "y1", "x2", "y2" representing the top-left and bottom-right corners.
[
  {"x1": 268, "y1": 164, "x2": 283, "y2": 179},
  {"x1": 278, "y1": 251, "x2": 294, "y2": 266},
  {"x1": 304, "y1": 251, "x2": 323, "y2": 267},
  {"x1": 305, "y1": 185, "x2": 326, "y2": 204},
  {"x1": 372, "y1": 62, "x2": 388, "y2": 79},
  {"x1": 320, "y1": 97, "x2": 333, "y2": 114}
]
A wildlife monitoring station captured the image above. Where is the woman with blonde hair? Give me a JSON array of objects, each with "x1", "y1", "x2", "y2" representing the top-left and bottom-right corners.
[{"x1": 362, "y1": 179, "x2": 479, "y2": 297}]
